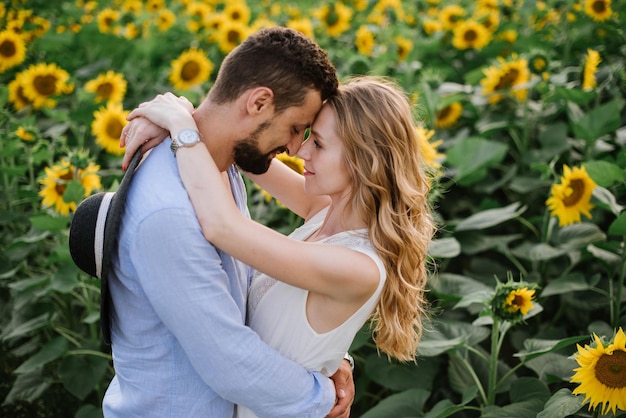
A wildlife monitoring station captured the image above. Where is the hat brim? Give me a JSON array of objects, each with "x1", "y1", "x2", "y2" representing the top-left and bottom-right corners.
[{"x1": 69, "y1": 150, "x2": 142, "y2": 344}]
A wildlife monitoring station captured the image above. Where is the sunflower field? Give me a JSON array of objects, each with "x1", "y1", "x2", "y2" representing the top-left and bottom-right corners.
[{"x1": 1, "y1": 0, "x2": 625, "y2": 416}]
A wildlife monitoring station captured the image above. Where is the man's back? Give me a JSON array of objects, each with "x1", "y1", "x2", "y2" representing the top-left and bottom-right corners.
[{"x1": 104, "y1": 140, "x2": 251, "y2": 417}]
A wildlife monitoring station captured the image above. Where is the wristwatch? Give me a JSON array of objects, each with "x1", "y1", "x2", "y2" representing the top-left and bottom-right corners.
[
  {"x1": 344, "y1": 353, "x2": 355, "y2": 372},
  {"x1": 170, "y1": 129, "x2": 202, "y2": 155}
]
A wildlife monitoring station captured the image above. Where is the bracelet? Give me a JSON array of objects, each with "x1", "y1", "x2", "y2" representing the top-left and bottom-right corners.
[{"x1": 343, "y1": 353, "x2": 355, "y2": 372}]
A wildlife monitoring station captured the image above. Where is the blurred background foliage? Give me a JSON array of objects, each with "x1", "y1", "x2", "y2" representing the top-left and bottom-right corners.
[{"x1": 1, "y1": 0, "x2": 625, "y2": 416}]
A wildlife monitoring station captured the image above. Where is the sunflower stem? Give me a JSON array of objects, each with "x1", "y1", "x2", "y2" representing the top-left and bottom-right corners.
[
  {"x1": 487, "y1": 317, "x2": 505, "y2": 405},
  {"x1": 613, "y1": 237, "x2": 626, "y2": 329},
  {"x1": 450, "y1": 350, "x2": 488, "y2": 406}
]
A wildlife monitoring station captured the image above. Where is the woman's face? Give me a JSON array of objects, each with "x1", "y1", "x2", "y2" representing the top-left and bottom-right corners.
[{"x1": 297, "y1": 104, "x2": 351, "y2": 199}]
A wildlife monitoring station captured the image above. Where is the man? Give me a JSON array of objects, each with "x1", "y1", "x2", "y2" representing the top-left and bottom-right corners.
[{"x1": 108, "y1": 27, "x2": 353, "y2": 417}]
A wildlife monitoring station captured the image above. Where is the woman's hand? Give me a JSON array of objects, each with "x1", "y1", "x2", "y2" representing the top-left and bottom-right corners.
[{"x1": 120, "y1": 93, "x2": 196, "y2": 169}]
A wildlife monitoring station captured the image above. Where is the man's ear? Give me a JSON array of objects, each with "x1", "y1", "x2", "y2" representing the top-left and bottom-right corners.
[{"x1": 246, "y1": 87, "x2": 274, "y2": 115}]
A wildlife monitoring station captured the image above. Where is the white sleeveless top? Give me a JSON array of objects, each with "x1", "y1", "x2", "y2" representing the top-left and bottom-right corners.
[{"x1": 237, "y1": 207, "x2": 386, "y2": 418}]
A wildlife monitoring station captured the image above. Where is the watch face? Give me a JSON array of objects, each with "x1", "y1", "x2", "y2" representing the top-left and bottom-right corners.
[{"x1": 178, "y1": 129, "x2": 200, "y2": 145}]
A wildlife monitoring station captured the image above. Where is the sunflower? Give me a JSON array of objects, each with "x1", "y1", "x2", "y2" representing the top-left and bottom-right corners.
[
  {"x1": 16, "y1": 126, "x2": 34, "y2": 141},
  {"x1": 8, "y1": 72, "x2": 32, "y2": 110},
  {"x1": 355, "y1": 26, "x2": 375, "y2": 56},
  {"x1": 185, "y1": 2, "x2": 213, "y2": 33},
  {"x1": 416, "y1": 125, "x2": 444, "y2": 169},
  {"x1": 313, "y1": 3, "x2": 353, "y2": 37},
  {"x1": 96, "y1": 8, "x2": 120, "y2": 34},
  {"x1": 583, "y1": 0, "x2": 613, "y2": 22},
  {"x1": 84, "y1": 70, "x2": 127, "y2": 103},
  {"x1": 0, "y1": 30, "x2": 27, "y2": 73},
  {"x1": 287, "y1": 18, "x2": 315, "y2": 39},
  {"x1": 20, "y1": 62, "x2": 73, "y2": 109},
  {"x1": 490, "y1": 277, "x2": 539, "y2": 323},
  {"x1": 223, "y1": 2, "x2": 251, "y2": 24},
  {"x1": 155, "y1": 9, "x2": 176, "y2": 32},
  {"x1": 502, "y1": 287, "x2": 535, "y2": 315},
  {"x1": 435, "y1": 102, "x2": 463, "y2": 128},
  {"x1": 439, "y1": 4, "x2": 466, "y2": 30},
  {"x1": 546, "y1": 165, "x2": 596, "y2": 227},
  {"x1": 169, "y1": 48, "x2": 214, "y2": 90},
  {"x1": 145, "y1": 0, "x2": 166, "y2": 13},
  {"x1": 529, "y1": 52, "x2": 549, "y2": 75},
  {"x1": 216, "y1": 21, "x2": 249, "y2": 54},
  {"x1": 582, "y1": 49, "x2": 601, "y2": 91},
  {"x1": 452, "y1": 19, "x2": 492, "y2": 50},
  {"x1": 423, "y1": 19, "x2": 443, "y2": 35},
  {"x1": 91, "y1": 102, "x2": 129, "y2": 156},
  {"x1": 571, "y1": 328, "x2": 626, "y2": 415},
  {"x1": 395, "y1": 35, "x2": 413, "y2": 61},
  {"x1": 480, "y1": 56, "x2": 530, "y2": 104},
  {"x1": 39, "y1": 159, "x2": 101, "y2": 215}
]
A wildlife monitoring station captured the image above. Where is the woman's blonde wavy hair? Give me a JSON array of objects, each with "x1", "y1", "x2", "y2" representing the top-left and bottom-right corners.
[{"x1": 326, "y1": 76, "x2": 435, "y2": 362}]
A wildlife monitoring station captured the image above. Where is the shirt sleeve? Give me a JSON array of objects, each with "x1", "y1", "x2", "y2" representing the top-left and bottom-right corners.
[{"x1": 131, "y1": 207, "x2": 336, "y2": 418}]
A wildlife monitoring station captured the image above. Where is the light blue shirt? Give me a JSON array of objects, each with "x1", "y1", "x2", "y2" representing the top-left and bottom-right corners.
[{"x1": 103, "y1": 141, "x2": 335, "y2": 417}]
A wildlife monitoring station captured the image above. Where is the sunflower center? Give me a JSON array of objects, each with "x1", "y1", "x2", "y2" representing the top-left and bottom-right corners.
[
  {"x1": 592, "y1": 0, "x2": 607, "y2": 13},
  {"x1": 55, "y1": 170, "x2": 74, "y2": 195},
  {"x1": 97, "y1": 82, "x2": 113, "y2": 98},
  {"x1": 106, "y1": 118, "x2": 124, "y2": 139},
  {"x1": 181, "y1": 61, "x2": 200, "y2": 81},
  {"x1": 34, "y1": 74, "x2": 58, "y2": 96},
  {"x1": 562, "y1": 179, "x2": 585, "y2": 207},
  {"x1": 595, "y1": 350, "x2": 626, "y2": 388},
  {"x1": 0, "y1": 39, "x2": 16, "y2": 57},
  {"x1": 227, "y1": 29, "x2": 241, "y2": 44},
  {"x1": 438, "y1": 106, "x2": 451, "y2": 120},
  {"x1": 326, "y1": 9, "x2": 339, "y2": 26},
  {"x1": 464, "y1": 29, "x2": 477, "y2": 42},
  {"x1": 533, "y1": 57, "x2": 547, "y2": 71},
  {"x1": 231, "y1": 11, "x2": 241, "y2": 20},
  {"x1": 495, "y1": 68, "x2": 519, "y2": 90}
]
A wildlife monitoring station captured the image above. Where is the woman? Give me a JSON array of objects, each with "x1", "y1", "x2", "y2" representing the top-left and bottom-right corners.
[{"x1": 124, "y1": 76, "x2": 434, "y2": 417}]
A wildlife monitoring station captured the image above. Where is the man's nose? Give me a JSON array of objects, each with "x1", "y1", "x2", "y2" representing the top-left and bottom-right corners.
[{"x1": 285, "y1": 136, "x2": 303, "y2": 156}]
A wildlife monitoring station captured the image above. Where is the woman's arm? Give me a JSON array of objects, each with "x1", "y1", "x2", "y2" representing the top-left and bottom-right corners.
[{"x1": 126, "y1": 94, "x2": 379, "y2": 303}]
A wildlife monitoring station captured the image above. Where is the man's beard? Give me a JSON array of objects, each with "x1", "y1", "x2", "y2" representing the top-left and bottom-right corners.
[{"x1": 233, "y1": 121, "x2": 285, "y2": 174}]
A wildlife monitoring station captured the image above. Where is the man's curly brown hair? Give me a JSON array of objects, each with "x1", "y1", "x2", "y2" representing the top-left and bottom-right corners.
[{"x1": 209, "y1": 27, "x2": 338, "y2": 113}]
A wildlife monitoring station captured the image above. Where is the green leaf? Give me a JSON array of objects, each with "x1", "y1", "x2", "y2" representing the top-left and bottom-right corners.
[
  {"x1": 455, "y1": 202, "x2": 526, "y2": 231},
  {"x1": 423, "y1": 388, "x2": 478, "y2": 418},
  {"x1": 584, "y1": 160, "x2": 625, "y2": 188},
  {"x1": 525, "y1": 352, "x2": 578, "y2": 382},
  {"x1": 609, "y1": 211, "x2": 626, "y2": 236},
  {"x1": 14, "y1": 337, "x2": 68, "y2": 374},
  {"x1": 76, "y1": 404, "x2": 104, "y2": 418},
  {"x1": 49, "y1": 263, "x2": 80, "y2": 294},
  {"x1": 431, "y1": 273, "x2": 493, "y2": 301},
  {"x1": 30, "y1": 214, "x2": 70, "y2": 232},
  {"x1": 418, "y1": 319, "x2": 491, "y2": 356},
  {"x1": 592, "y1": 186, "x2": 624, "y2": 216},
  {"x1": 514, "y1": 336, "x2": 588, "y2": 362},
  {"x1": 429, "y1": 237, "x2": 461, "y2": 258},
  {"x1": 446, "y1": 137, "x2": 508, "y2": 185},
  {"x1": 554, "y1": 223, "x2": 605, "y2": 249},
  {"x1": 1, "y1": 370, "x2": 51, "y2": 405},
  {"x1": 541, "y1": 273, "x2": 593, "y2": 297},
  {"x1": 58, "y1": 353, "x2": 109, "y2": 400},
  {"x1": 364, "y1": 354, "x2": 440, "y2": 392},
  {"x1": 481, "y1": 399, "x2": 546, "y2": 418},
  {"x1": 570, "y1": 98, "x2": 624, "y2": 141},
  {"x1": 554, "y1": 86, "x2": 595, "y2": 106},
  {"x1": 510, "y1": 242, "x2": 566, "y2": 261},
  {"x1": 1, "y1": 313, "x2": 50, "y2": 341},
  {"x1": 457, "y1": 233, "x2": 523, "y2": 255},
  {"x1": 63, "y1": 180, "x2": 85, "y2": 205},
  {"x1": 537, "y1": 389, "x2": 584, "y2": 418},
  {"x1": 359, "y1": 389, "x2": 430, "y2": 418},
  {"x1": 509, "y1": 377, "x2": 550, "y2": 403}
]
